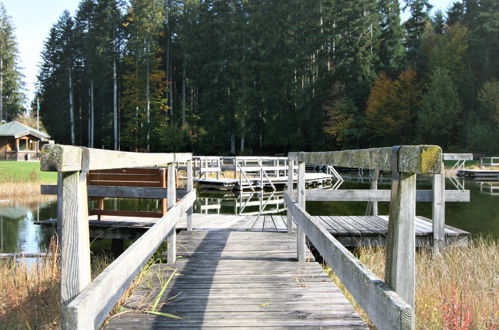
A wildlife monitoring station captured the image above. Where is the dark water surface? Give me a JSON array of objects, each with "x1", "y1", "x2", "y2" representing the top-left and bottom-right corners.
[{"x1": 0, "y1": 177, "x2": 497, "y2": 254}]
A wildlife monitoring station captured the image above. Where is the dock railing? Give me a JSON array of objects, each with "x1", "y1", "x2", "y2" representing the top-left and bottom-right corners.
[
  {"x1": 40, "y1": 144, "x2": 195, "y2": 329},
  {"x1": 286, "y1": 145, "x2": 445, "y2": 330},
  {"x1": 480, "y1": 156, "x2": 499, "y2": 169}
]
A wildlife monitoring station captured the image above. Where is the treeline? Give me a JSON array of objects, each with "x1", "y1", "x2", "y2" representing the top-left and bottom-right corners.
[{"x1": 36, "y1": 0, "x2": 498, "y2": 154}]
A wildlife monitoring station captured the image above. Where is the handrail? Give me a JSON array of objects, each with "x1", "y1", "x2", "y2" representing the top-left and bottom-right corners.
[
  {"x1": 40, "y1": 144, "x2": 195, "y2": 330},
  {"x1": 284, "y1": 193, "x2": 413, "y2": 329},
  {"x1": 286, "y1": 145, "x2": 443, "y2": 330},
  {"x1": 65, "y1": 191, "x2": 196, "y2": 329}
]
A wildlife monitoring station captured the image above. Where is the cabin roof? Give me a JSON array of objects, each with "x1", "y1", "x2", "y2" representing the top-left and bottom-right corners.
[{"x1": 0, "y1": 121, "x2": 50, "y2": 140}]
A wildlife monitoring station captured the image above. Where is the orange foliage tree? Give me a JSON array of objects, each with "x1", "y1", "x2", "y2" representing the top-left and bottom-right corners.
[{"x1": 365, "y1": 68, "x2": 421, "y2": 144}]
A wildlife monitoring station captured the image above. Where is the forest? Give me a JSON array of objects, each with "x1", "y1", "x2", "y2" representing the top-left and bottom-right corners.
[{"x1": 2, "y1": 0, "x2": 499, "y2": 154}]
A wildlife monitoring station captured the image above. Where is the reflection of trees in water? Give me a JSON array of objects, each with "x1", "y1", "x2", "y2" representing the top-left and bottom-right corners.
[{"x1": 0, "y1": 201, "x2": 57, "y2": 253}]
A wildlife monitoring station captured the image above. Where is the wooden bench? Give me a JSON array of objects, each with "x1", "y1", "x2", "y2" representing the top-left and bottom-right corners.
[{"x1": 88, "y1": 167, "x2": 178, "y2": 220}]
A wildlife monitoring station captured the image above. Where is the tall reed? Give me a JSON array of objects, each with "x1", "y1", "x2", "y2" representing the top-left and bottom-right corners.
[{"x1": 336, "y1": 237, "x2": 498, "y2": 329}]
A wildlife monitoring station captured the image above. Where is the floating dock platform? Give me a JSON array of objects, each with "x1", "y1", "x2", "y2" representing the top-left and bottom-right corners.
[
  {"x1": 35, "y1": 213, "x2": 469, "y2": 247},
  {"x1": 456, "y1": 169, "x2": 499, "y2": 178}
]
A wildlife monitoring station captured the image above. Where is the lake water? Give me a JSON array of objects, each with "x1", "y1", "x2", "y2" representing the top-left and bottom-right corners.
[{"x1": 0, "y1": 177, "x2": 497, "y2": 254}]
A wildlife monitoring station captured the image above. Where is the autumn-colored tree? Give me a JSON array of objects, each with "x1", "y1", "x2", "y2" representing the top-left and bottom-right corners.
[
  {"x1": 323, "y1": 98, "x2": 356, "y2": 148},
  {"x1": 365, "y1": 68, "x2": 421, "y2": 144}
]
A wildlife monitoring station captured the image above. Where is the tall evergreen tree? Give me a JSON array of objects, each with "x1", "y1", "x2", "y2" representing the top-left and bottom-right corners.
[
  {"x1": 0, "y1": 3, "x2": 25, "y2": 122},
  {"x1": 378, "y1": 0, "x2": 404, "y2": 76},
  {"x1": 404, "y1": 0, "x2": 432, "y2": 69}
]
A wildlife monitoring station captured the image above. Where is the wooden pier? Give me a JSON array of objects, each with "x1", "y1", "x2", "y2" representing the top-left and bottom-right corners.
[
  {"x1": 39, "y1": 144, "x2": 470, "y2": 329},
  {"x1": 456, "y1": 169, "x2": 499, "y2": 178},
  {"x1": 36, "y1": 213, "x2": 470, "y2": 247},
  {"x1": 107, "y1": 231, "x2": 367, "y2": 329}
]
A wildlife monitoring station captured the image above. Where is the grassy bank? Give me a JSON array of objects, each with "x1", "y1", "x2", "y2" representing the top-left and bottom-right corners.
[
  {"x1": 0, "y1": 161, "x2": 57, "y2": 184},
  {"x1": 0, "y1": 237, "x2": 158, "y2": 328},
  {"x1": 328, "y1": 237, "x2": 498, "y2": 329}
]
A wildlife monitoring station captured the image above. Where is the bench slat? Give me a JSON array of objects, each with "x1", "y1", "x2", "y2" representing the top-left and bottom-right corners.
[
  {"x1": 89, "y1": 209, "x2": 164, "y2": 218},
  {"x1": 89, "y1": 173, "x2": 162, "y2": 183}
]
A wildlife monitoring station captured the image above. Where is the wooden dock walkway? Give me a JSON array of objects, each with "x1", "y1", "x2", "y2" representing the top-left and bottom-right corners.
[
  {"x1": 36, "y1": 213, "x2": 469, "y2": 247},
  {"x1": 106, "y1": 230, "x2": 367, "y2": 329}
]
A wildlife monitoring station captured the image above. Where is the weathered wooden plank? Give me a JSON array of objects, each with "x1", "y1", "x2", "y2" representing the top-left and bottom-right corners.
[
  {"x1": 88, "y1": 173, "x2": 161, "y2": 182},
  {"x1": 42, "y1": 184, "x2": 187, "y2": 199},
  {"x1": 63, "y1": 190, "x2": 195, "y2": 329},
  {"x1": 306, "y1": 189, "x2": 469, "y2": 202},
  {"x1": 297, "y1": 161, "x2": 306, "y2": 263},
  {"x1": 284, "y1": 192, "x2": 414, "y2": 330},
  {"x1": 289, "y1": 145, "x2": 441, "y2": 174},
  {"x1": 88, "y1": 209, "x2": 163, "y2": 218},
  {"x1": 385, "y1": 170, "x2": 416, "y2": 311},
  {"x1": 60, "y1": 170, "x2": 91, "y2": 325},
  {"x1": 432, "y1": 173, "x2": 445, "y2": 252},
  {"x1": 166, "y1": 163, "x2": 177, "y2": 264},
  {"x1": 41, "y1": 144, "x2": 191, "y2": 172},
  {"x1": 287, "y1": 159, "x2": 295, "y2": 233},
  {"x1": 186, "y1": 160, "x2": 193, "y2": 231}
]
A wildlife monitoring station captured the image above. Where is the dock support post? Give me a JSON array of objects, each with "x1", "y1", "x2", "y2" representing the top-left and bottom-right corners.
[
  {"x1": 432, "y1": 173, "x2": 445, "y2": 253},
  {"x1": 371, "y1": 169, "x2": 379, "y2": 216},
  {"x1": 186, "y1": 160, "x2": 193, "y2": 231},
  {"x1": 287, "y1": 159, "x2": 294, "y2": 234},
  {"x1": 56, "y1": 172, "x2": 63, "y2": 238},
  {"x1": 60, "y1": 170, "x2": 91, "y2": 324},
  {"x1": 297, "y1": 161, "x2": 306, "y2": 263},
  {"x1": 167, "y1": 163, "x2": 177, "y2": 264},
  {"x1": 385, "y1": 147, "x2": 416, "y2": 312}
]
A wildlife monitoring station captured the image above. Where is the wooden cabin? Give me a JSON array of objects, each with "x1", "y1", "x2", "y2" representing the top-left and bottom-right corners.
[{"x1": 0, "y1": 121, "x2": 50, "y2": 161}]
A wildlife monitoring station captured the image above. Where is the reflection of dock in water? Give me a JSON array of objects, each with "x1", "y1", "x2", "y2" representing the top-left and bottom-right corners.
[
  {"x1": 479, "y1": 182, "x2": 499, "y2": 196},
  {"x1": 195, "y1": 191, "x2": 288, "y2": 216}
]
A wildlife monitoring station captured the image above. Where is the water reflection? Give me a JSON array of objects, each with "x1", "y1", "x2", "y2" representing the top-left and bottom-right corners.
[{"x1": 0, "y1": 201, "x2": 56, "y2": 254}]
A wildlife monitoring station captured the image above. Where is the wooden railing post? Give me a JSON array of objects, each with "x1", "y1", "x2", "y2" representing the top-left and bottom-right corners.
[
  {"x1": 286, "y1": 159, "x2": 294, "y2": 234},
  {"x1": 371, "y1": 169, "x2": 379, "y2": 216},
  {"x1": 186, "y1": 159, "x2": 193, "y2": 231},
  {"x1": 167, "y1": 162, "x2": 177, "y2": 264},
  {"x1": 297, "y1": 161, "x2": 306, "y2": 262},
  {"x1": 385, "y1": 147, "x2": 416, "y2": 312},
  {"x1": 60, "y1": 170, "x2": 91, "y2": 321},
  {"x1": 432, "y1": 172, "x2": 445, "y2": 252}
]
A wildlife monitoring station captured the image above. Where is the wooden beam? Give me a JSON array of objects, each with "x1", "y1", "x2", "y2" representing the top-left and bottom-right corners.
[
  {"x1": 297, "y1": 161, "x2": 306, "y2": 263},
  {"x1": 284, "y1": 192, "x2": 414, "y2": 330},
  {"x1": 186, "y1": 160, "x2": 193, "y2": 231},
  {"x1": 63, "y1": 190, "x2": 196, "y2": 329},
  {"x1": 287, "y1": 159, "x2": 294, "y2": 234},
  {"x1": 60, "y1": 171, "x2": 91, "y2": 327},
  {"x1": 167, "y1": 163, "x2": 177, "y2": 264},
  {"x1": 41, "y1": 185, "x2": 189, "y2": 200},
  {"x1": 289, "y1": 145, "x2": 442, "y2": 174},
  {"x1": 305, "y1": 189, "x2": 469, "y2": 202},
  {"x1": 41, "y1": 144, "x2": 192, "y2": 172},
  {"x1": 385, "y1": 171, "x2": 416, "y2": 310},
  {"x1": 432, "y1": 174, "x2": 445, "y2": 252},
  {"x1": 41, "y1": 144, "x2": 82, "y2": 172}
]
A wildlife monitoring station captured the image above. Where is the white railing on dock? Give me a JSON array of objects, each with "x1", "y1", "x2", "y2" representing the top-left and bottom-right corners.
[
  {"x1": 480, "y1": 156, "x2": 499, "y2": 169},
  {"x1": 286, "y1": 145, "x2": 445, "y2": 330},
  {"x1": 40, "y1": 144, "x2": 195, "y2": 329}
]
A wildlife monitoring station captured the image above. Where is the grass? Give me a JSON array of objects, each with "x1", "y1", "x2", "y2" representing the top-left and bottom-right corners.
[
  {"x1": 327, "y1": 237, "x2": 498, "y2": 329},
  {"x1": 0, "y1": 161, "x2": 57, "y2": 184},
  {"x1": 0, "y1": 235, "x2": 152, "y2": 329}
]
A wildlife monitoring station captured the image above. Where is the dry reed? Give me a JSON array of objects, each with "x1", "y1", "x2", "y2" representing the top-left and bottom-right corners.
[{"x1": 328, "y1": 237, "x2": 498, "y2": 329}]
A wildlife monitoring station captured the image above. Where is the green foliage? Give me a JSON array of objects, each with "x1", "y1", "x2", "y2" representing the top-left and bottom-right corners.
[
  {"x1": 477, "y1": 81, "x2": 499, "y2": 125},
  {"x1": 33, "y1": 0, "x2": 498, "y2": 155},
  {"x1": 0, "y1": 4, "x2": 26, "y2": 121},
  {"x1": 417, "y1": 68, "x2": 462, "y2": 147}
]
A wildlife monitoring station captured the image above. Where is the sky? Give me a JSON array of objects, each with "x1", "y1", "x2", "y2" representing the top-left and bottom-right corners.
[{"x1": 2, "y1": 0, "x2": 456, "y2": 108}]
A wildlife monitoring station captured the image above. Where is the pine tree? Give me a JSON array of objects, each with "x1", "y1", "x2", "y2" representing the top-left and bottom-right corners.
[
  {"x1": 0, "y1": 3, "x2": 25, "y2": 122},
  {"x1": 378, "y1": 0, "x2": 404, "y2": 76},
  {"x1": 404, "y1": 0, "x2": 432, "y2": 69},
  {"x1": 417, "y1": 68, "x2": 462, "y2": 147}
]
